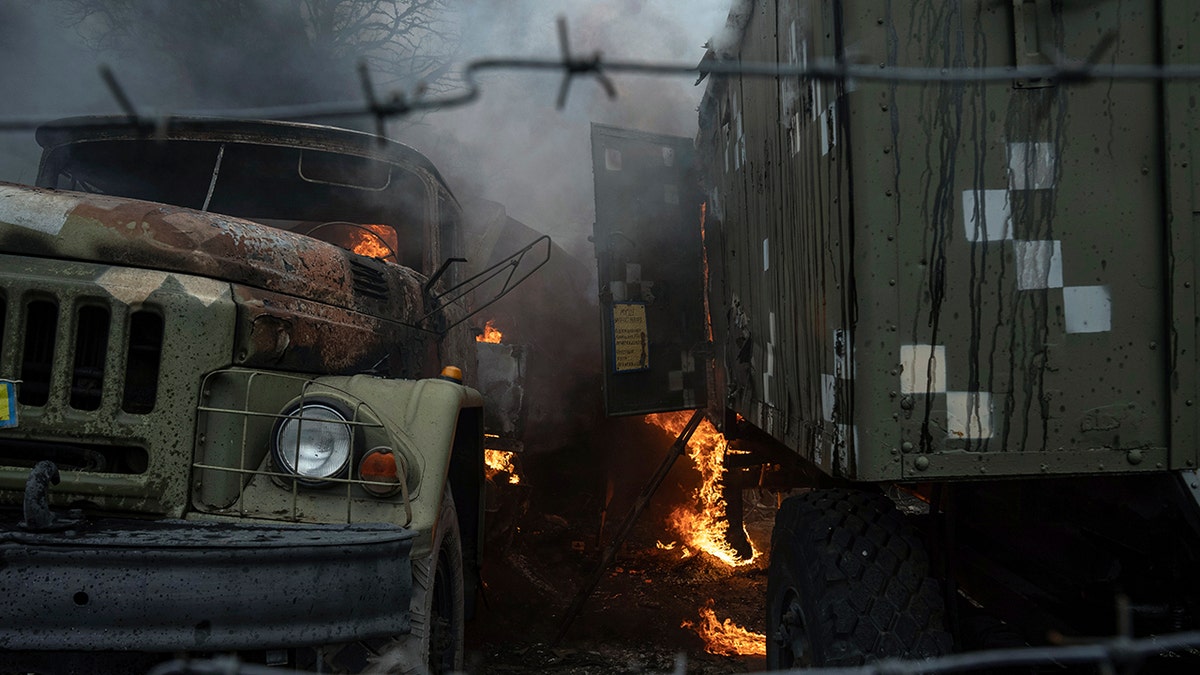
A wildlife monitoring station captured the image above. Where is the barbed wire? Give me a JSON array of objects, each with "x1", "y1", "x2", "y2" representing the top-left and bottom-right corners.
[{"x1": 2, "y1": 17, "x2": 1199, "y2": 136}]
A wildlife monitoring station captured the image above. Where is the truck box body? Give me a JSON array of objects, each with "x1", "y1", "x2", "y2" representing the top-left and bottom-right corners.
[{"x1": 695, "y1": 0, "x2": 1198, "y2": 481}]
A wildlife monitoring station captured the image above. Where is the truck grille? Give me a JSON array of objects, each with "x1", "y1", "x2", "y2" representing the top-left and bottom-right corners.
[
  {"x1": 7, "y1": 298, "x2": 164, "y2": 415},
  {"x1": 123, "y1": 311, "x2": 164, "y2": 414},
  {"x1": 18, "y1": 300, "x2": 57, "y2": 407},
  {"x1": 70, "y1": 306, "x2": 110, "y2": 411}
]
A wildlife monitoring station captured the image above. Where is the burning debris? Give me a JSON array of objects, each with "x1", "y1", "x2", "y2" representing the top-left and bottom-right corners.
[
  {"x1": 477, "y1": 320, "x2": 504, "y2": 344},
  {"x1": 644, "y1": 411, "x2": 759, "y2": 567},
  {"x1": 683, "y1": 600, "x2": 767, "y2": 657},
  {"x1": 485, "y1": 447, "x2": 521, "y2": 485}
]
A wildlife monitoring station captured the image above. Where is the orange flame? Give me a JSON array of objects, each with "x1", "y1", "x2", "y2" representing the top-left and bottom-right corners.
[
  {"x1": 349, "y1": 224, "x2": 398, "y2": 262},
  {"x1": 644, "y1": 412, "x2": 759, "y2": 567},
  {"x1": 682, "y1": 600, "x2": 766, "y2": 656},
  {"x1": 484, "y1": 448, "x2": 520, "y2": 485},
  {"x1": 477, "y1": 320, "x2": 503, "y2": 343}
]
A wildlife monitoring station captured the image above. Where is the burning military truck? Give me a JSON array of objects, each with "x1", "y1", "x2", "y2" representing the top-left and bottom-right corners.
[
  {"x1": 593, "y1": 0, "x2": 1200, "y2": 668},
  {"x1": 0, "y1": 117, "x2": 545, "y2": 672}
]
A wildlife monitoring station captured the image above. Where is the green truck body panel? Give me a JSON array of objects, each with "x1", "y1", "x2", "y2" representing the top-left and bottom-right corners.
[{"x1": 697, "y1": 0, "x2": 1196, "y2": 481}]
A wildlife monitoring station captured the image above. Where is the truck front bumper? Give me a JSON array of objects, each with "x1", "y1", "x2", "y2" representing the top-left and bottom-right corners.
[{"x1": 0, "y1": 517, "x2": 414, "y2": 652}]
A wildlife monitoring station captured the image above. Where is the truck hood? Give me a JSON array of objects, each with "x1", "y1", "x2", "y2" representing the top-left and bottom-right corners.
[{"x1": 0, "y1": 182, "x2": 426, "y2": 321}]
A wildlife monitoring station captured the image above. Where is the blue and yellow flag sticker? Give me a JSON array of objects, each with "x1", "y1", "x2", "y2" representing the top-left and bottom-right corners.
[{"x1": 0, "y1": 380, "x2": 17, "y2": 429}]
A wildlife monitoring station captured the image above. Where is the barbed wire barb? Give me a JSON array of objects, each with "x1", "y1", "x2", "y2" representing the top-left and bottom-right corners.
[
  {"x1": 98, "y1": 64, "x2": 139, "y2": 126},
  {"x1": 357, "y1": 60, "x2": 389, "y2": 142},
  {"x1": 554, "y1": 16, "x2": 617, "y2": 110}
]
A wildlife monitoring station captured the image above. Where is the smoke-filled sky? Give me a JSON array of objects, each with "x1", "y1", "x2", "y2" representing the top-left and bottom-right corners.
[{"x1": 0, "y1": 0, "x2": 730, "y2": 259}]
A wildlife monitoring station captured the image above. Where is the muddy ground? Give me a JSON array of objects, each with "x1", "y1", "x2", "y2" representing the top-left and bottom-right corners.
[{"x1": 465, "y1": 419, "x2": 777, "y2": 675}]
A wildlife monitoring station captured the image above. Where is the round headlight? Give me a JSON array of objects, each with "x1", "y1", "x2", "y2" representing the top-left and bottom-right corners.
[{"x1": 272, "y1": 402, "x2": 352, "y2": 486}]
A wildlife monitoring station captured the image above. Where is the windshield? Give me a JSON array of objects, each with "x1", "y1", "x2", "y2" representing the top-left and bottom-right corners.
[{"x1": 37, "y1": 138, "x2": 427, "y2": 270}]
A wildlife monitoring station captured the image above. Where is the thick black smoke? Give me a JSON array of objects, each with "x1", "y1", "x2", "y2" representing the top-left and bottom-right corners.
[{"x1": 0, "y1": 0, "x2": 729, "y2": 460}]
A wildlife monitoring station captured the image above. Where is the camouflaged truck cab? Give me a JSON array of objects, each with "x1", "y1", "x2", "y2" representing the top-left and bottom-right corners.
[{"x1": 0, "y1": 117, "x2": 487, "y2": 673}]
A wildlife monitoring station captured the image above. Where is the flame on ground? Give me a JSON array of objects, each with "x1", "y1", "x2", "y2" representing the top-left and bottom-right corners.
[
  {"x1": 484, "y1": 448, "x2": 520, "y2": 485},
  {"x1": 477, "y1": 320, "x2": 503, "y2": 343},
  {"x1": 682, "y1": 600, "x2": 766, "y2": 657},
  {"x1": 644, "y1": 411, "x2": 759, "y2": 567}
]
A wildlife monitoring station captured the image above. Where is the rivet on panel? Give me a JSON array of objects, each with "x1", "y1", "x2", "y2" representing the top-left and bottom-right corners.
[
  {"x1": 914, "y1": 456, "x2": 929, "y2": 471},
  {"x1": 1126, "y1": 449, "x2": 1143, "y2": 465},
  {"x1": 901, "y1": 441, "x2": 914, "y2": 453}
]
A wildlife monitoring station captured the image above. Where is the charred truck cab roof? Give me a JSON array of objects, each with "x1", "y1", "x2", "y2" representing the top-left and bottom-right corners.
[{"x1": 0, "y1": 116, "x2": 486, "y2": 669}]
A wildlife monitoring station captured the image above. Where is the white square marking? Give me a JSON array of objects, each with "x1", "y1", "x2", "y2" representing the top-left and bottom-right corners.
[
  {"x1": 605, "y1": 148, "x2": 622, "y2": 171},
  {"x1": 1014, "y1": 240, "x2": 1064, "y2": 290},
  {"x1": 961, "y1": 189, "x2": 1011, "y2": 242},
  {"x1": 946, "y1": 391, "x2": 993, "y2": 439},
  {"x1": 833, "y1": 328, "x2": 856, "y2": 379},
  {"x1": 668, "y1": 370, "x2": 683, "y2": 391},
  {"x1": 1064, "y1": 285, "x2": 1112, "y2": 333},
  {"x1": 821, "y1": 373, "x2": 836, "y2": 421},
  {"x1": 1008, "y1": 142, "x2": 1057, "y2": 190},
  {"x1": 900, "y1": 344, "x2": 947, "y2": 394}
]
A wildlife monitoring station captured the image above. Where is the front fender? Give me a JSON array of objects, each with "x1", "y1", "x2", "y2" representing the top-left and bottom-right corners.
[{"x1": 192, "y1": 370, "x2": 482, "y2": 560}]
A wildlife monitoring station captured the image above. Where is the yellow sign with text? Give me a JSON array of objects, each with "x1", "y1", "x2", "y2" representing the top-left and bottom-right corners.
[
  {"x1": 0, "y1": 380, "x2": 16, "y2": 428},
  {"x1": 612, "y1": 303, "x2": 649, "y2": 372}
]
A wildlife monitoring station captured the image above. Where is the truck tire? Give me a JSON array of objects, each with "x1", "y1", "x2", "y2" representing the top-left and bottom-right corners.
[
  {"x1": 368, "y1": 486, "x2": 465, "y2": 674},
  {"x1": 766, "y1": 489, "x2": 952, "y2": 668}
]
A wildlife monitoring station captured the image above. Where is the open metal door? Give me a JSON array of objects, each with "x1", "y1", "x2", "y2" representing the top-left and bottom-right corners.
[{"x1": 590, "y1": 123, "x2": 708, "y2": 416}]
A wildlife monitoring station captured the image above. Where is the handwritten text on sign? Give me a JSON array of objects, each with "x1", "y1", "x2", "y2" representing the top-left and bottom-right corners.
[{"x1": 612, "y1": 303, "x2": 649, "y2": 372}]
